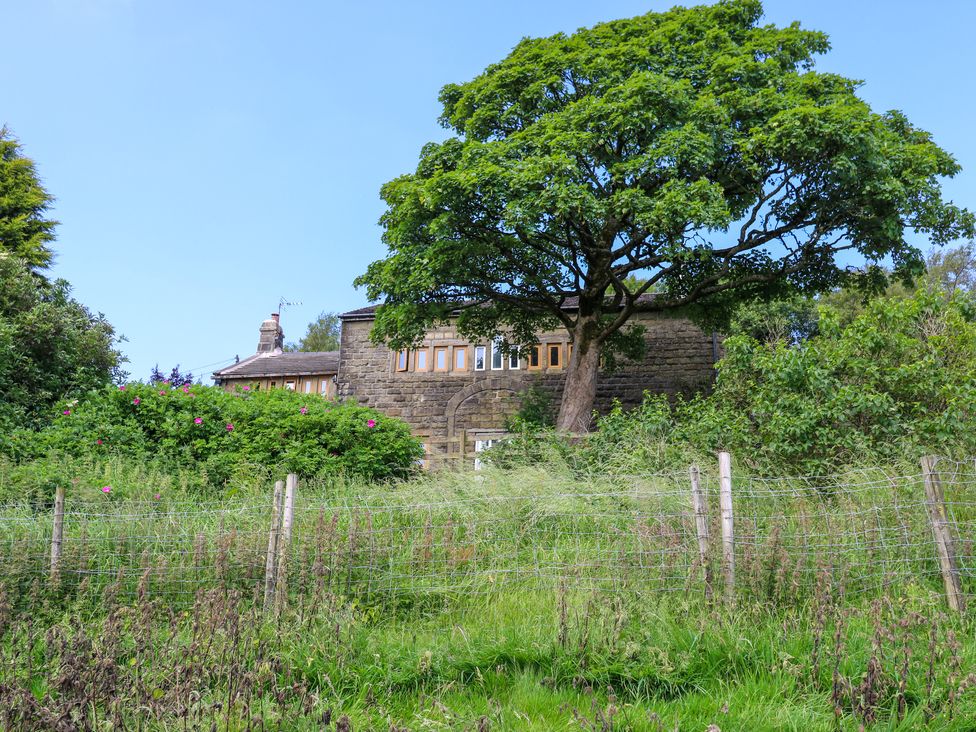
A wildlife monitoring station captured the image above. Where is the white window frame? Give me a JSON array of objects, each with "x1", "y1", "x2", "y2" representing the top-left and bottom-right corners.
[
  {"x1": 284, "y1": 380, "x2": 296, "y2": 390},
  {"x1": 508, "y1": 351, "x2": 520, "y2": 370},
  {"x1": 304, "y1": 381, "x2": 313, "y2": 393},
  {"x1": 474, "y1": 439, "x2": 498, "y2": 471},
  {"x1": 320, "y1": 380, "x2": 329, "y2": 394},
  {"x1": 491, "y1": 339, "x2": 504, "y2": 370},
  {"x1": 474, "y1": 345, "x2": 486, "y2": 371}
]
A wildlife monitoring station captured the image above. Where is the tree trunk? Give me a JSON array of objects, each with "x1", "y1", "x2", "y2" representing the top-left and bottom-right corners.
[{"x1": 555, "y1": 316, "x2": 602, "y2": 432}]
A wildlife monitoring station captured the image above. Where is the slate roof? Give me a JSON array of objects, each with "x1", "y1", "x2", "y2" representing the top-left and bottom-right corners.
[
  {"x1": 213, "y1": 351, "x2": 339, "y2": 379},
  {"x1": 338, "y1": 294, "x2": 659, "y2": 321}
]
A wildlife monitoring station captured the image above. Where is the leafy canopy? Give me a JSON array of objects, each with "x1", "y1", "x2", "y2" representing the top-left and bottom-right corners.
[
  {"x1": 357, "y1": 0, "x2": 973, "y2": 356},
  {"x1": 0, "y1": 250, "x2": 125, "y2": 431}
]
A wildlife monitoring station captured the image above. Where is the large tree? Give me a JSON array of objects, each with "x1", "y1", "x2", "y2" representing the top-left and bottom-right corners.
[
  {"x1": 0, "y1": 129, "x2": 125, "y2": 431},
  {"x1": 356, "y1": 0, "x2": 974, "y2": 430}
]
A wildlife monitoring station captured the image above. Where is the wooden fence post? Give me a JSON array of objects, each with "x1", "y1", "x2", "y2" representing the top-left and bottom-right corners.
[
  {"x1": 263, "y1": 480, "x2": 284, "y2": 611},
  {"x1": 921, "y1": 456, "x2": 966, "y2": 613},
  {"x1": 274, "y1": 473, "x2": 298, "y2": 612},
  {"x1": 49, "y1": 486, "x2": 65, "y2": 583},
  {"x1": 718, "y1": 451, "x2": 735, "y2": 601},
  {"x1": 689, "y1": 465, "x2": 712, "y2": 599}
]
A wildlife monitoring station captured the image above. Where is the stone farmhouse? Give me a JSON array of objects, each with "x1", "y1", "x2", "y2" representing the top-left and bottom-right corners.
[
  {"x1": 337, "y1": 303, "x2": 718, "y2": 466},
  {"x1": 215, "y1": 306, "x2": 718, "y2": 467}
]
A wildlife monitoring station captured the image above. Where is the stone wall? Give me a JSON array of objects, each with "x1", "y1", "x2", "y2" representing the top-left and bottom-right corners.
[{"x1": 337, "y1": 312, "x2": 718, "y2": 465}]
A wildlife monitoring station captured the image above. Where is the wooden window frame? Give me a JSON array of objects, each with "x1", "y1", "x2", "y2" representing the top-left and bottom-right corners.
[
  {"x1": 396, "y1": 349, "x2": 409, "y2": 372},
  {"x1": 415, "y1": 348, "x2": 429, "y2": 372},
  {"x1": 547, "y1": 343, "x2": 562, "y2": 369},
  {"x1": 474, "y1": 345, "x2": 487, "y2": 371},
  {"x1": 453, "y1": 346, "x2": 468, "y2": 371},
  {"x1": 434, "y1": 346, "x2": 449, "y2": 372},
  {"x1": 528, "y1": 345, "x2": 542, "y2": 370}
]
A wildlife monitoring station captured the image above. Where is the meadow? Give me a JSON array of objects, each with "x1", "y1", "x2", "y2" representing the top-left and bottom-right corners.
[{"x1": 1, "y1": 458, "x2": 974, "y2": 730}]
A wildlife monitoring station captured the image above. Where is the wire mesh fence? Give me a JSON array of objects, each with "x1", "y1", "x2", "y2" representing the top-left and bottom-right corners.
[{"x1": 1, "y1": 457, "x2": 974, "y2": 609}]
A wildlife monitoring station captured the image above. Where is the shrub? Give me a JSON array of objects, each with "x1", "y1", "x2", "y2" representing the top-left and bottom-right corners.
[{"x1": 1, "y1": 383, "x2": 423, "y2": 488}]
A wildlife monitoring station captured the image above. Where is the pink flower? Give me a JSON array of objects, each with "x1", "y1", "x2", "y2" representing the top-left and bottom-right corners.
[
  {"x1": 367, "y1": 419, "x2": 376, "y2": 428},
  {"x1": 119, "y1": 385, "x2": 126, "y2": 391},
  {"x1": 132, "y1": 397, "x2": 140, "y2": 405},
  {"x1": 163, "y1": 380, "x2": 170, "y2": 385},
  {"x1": 62, "y1": 410, "x2": 71, "y2": 416},
  {"x1": 96, "y1": 439, "x2": 103, "y2": 445},
  {"x1": 153, "y1": 493, "x2": 161, "y2": 500},
  {"x1": 242, "y1": 385, "x2": 250, "y2": 391},
  {"x1": 226, "y1": 423, "x2": 234, "y2": 431},
  {"x1": 300, "y1": 406, "x2": 308, "y2": 415},
  {"x1": 182, "y1": 386, "x2": 190, "y2": 394},
  {"x1": 101, "y1": 486, "x2": 111, "y2": 494},
  {"x1": 194, "y1": 417, "x2": 203, "y2": 425}
]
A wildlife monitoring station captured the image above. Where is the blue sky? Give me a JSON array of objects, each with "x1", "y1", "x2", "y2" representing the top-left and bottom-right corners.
[{"x1": 5, "y1": 0, "x2": 975, "y2": 382}]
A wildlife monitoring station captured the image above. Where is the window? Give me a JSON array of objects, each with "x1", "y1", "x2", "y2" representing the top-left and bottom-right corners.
[
  {"x1": 567, "y1": 343, "x2": 573, "y2": 365},
  {"x1": 548, "y1": 343, "x2": 562, "y2": 369},
  {"x1": 528, "y1": 345, "x2": 542, "y2": 369},
  {"x1": 270, "y1": 381, "x2": 277, "y2": 388},
  {"x1": 474, "y1": 345, "x2": 486, "y2": 371},
  {"x1": 415, "y1": 348, "x2": 429, "y2": 371},
  {"x1": 509, "y1": 351, "x2": 520, "y2": 370},
  {"x1": 396, "y1": 350, "x2": 409, "y2": 372},
  {"x1": 304, "y1": 381, "x2": 312, "y2": 393},
  {"x1": 434, "y1": 347, "x2": 448, "y2": 371},
  {"x1": 285, "y1": 381, "x2": 296, "y2": 390},
  {"x1": 320, "y1": 380, "x2": 329, "y2": 394},
  {"x1": 454, "y1": 346, "x2": 467, "y2": 371},
  {"x1": 491, "y1": 339, "x2": 504, "y2": 370},
  {"x1": 474, "y1": 439, "x2": 498, "y2": 470}
]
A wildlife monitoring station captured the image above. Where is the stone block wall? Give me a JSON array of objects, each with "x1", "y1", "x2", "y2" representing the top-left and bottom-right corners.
[{"x1": 337, "y1": 312, "x2": 718, "y2": 465}]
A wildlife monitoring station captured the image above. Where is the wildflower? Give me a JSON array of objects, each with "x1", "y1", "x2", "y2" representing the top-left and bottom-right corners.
[
  {"x1": 300, "y1": 406, "x2": 308, "y2": 415},
  {"x1": 367, "y1": 419, "x2": 376, "y2": 428},
  {"x1": 194, "y1": 417, "x2": 203, "y2": 425},
  {"x1": 132, "y1": 397, "x2": 141, "y2": 405},
  {"x1": 182, "y1": 386, "x2": 190, "y2": 394},
  {"x1": 62, "y1": 409, "x2": 71, "y2": 416},
  {"x1": 243, "y1": 385, "x2": 250, "y2": 391},
  {"x1": 96, "y1": 439, "x2": 103, "y2": 445},
  {"x1": 102, "y1": 486, "x2": 111, "y2": 494},
  {"x1": 226, "y1": 423, "x2": 234, "y2": 431},
  {"x1": 153, "y1": 493, "x2": 161, "y2": 500},
  {"x1": 119, "y1": 385, "x2": 126, "y2": 391},
  {"x1": 159, "y1": 390, "x2": 166, "y2": 396}
]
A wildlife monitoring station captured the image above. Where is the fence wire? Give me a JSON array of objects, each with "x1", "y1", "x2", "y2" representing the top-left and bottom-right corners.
[{"x1": 1, "y1": 460, "x2": 974, "y2": 607}]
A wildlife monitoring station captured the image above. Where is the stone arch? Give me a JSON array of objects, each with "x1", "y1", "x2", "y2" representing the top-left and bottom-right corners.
[{"x1": 446, "y1": 378, "x2": 520, "y2": 438}]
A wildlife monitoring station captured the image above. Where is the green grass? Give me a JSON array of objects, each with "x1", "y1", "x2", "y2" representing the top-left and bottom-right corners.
[{"x1": 1, "y1": 462, "x2": 975, "y2": 729}]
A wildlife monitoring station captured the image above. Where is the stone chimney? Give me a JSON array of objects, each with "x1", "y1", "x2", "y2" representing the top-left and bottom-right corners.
[{"x1": 257, "y1": 313, "x2": 284, "y2": 353}]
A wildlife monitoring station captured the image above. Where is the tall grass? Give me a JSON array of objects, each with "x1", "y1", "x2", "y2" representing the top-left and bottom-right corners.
[{"x1": 1, "y1": 461, "x2": 974, "y2": 728}]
